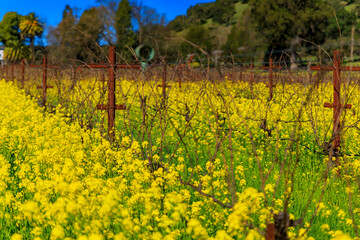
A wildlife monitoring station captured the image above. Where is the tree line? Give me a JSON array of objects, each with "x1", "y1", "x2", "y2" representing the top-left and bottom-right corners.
[{"x1": 0, "y1": 0, "x2": 360, "y2": 65}]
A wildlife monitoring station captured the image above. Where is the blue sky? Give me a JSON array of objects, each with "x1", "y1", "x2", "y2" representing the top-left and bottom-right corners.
[{"x1": 0, "y1": 0, "x2": 215, "y2": 27}]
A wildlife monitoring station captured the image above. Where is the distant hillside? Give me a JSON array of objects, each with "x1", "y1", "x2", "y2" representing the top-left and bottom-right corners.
[
  {"x1": 167, "y1": 0, "x2": 249, "y2": 51},
  {"x1": 165, "y1": 0, "x2": 360, "y2": 64}
]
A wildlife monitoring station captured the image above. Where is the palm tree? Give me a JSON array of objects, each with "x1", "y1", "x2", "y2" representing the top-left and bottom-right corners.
[
  {"x1": 19, "y1": 13, "x2": 43, "y2": 62},
  {"x1": 4, "y1": 40, "x2": 30, "y2": 62}
]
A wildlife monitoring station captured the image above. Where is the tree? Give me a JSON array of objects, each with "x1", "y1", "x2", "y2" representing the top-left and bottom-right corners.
[
  {"x1": 115, "y1": 0, "x2": 135, "y2": 60},
  {"x1": 325, "y1": 8, "x2": 357, "y2": 40},
  {"x1": 249, "y1": 0, "x2": 332, "y2": 61},
  {"x1": 75, "y1": 7, "x2": 104, "y2": 62},
  {"x1": 212, "y1": 0, "x2": 237, "y2": 25},
  {"x1": 174, "y1": 0, "x2": 237, "y2": 27},
  {"x1": 19, "y1": 13, "x2": 44, "y2": 62},
  {"x1": 222, "y1": 9, "x2": 264, "y2": 63},
  {"x1": 0, "y1": 12, "x2": 22, "y2": 45},
  {"x1": 47, "y1": 5, "x2": 78, "y2": 63},
  {"x1": 59, "y1": 5, "x2": 77, "y2": 43},
  {"x1": 186, "y1": 2, "x2": 214, "y2": 25},
  {"x1": 167, "y1": 15, "x2": 189, "y2": 32},
  {"x1": 181, "y1": 26, "x2": 213, "y2": 54},
  {"x1": 4, "y1": 40, "x2": 30, "y2": 62},
  {"x1": 0, "y1": 12, "x2": 30, "y2": 62},
  {"x1": 95, "y1": 2, "x2": 117, "y2": 45},
  {"x1": 131, "y1": 0, "x2": 167, "y2": 45}
]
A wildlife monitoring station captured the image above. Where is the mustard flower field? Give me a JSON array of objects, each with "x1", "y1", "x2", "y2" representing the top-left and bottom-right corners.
[{"x1": 1, "y1": 75, "x2": 360, "y2": 239}]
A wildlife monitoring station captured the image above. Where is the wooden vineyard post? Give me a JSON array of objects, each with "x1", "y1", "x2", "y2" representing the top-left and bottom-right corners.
[
  {"x1": 42, "y1": 56, "x2": 47, "y2": 103},
  {"x1": 307, "y1": 62, "x2": 311, "y2": 85},
  {"x1": 157, "y1": 58, "x2": 170, "y2": 106},
  {"x1": 1, "y1": 65, "x2": 3, "y2": 80},
  {"x1": 11, "y1": 64, "x2": 14, "y2": 82},
  {"x1": 3, "y1": 65, "x2": 6, "y2": 80},
  {"x1": 21, "y1": 59, "x2": 25, "y2": 88},
  {"x1": 178, "y1": 66, "x2": 182, "y2": 88},
  {"x1": 250, "y1": 63, "x2": 254, "y2": 94},
  {"x1": 4, "y1": 65, "x2": 7, "y2": 81},
  {"x1": 162, "y1": 59, "x2": 167, "y2": 99},
  {"x1": 186, "y1": 54, "x2": 194, "y2": 81},
  {"x1": 108, "y1": 47, "x2": 116, "y2": 139},
  {"x1": 37, "y1": 56, "x2": 53, "y2": 106},
  {"x1": 239, "y1": 67, "x2": 243, "y2": 82},
  {"x1": 324, "y1": 50, "x2": 351, "y2": 167},
  {"x1": 265, "y1": 223, "x2": 275, "y2": 240},
  {"x1": 266, "y1": 59, "x2": 276, "y2": 100},
  {"x1": 261, "y1": 59, "x2": 280, "y2": 100},
  {"x1": 6, "y1": 64, "x2": 10, "y2": 81},
  {"x1": 96, "y1": 46, "x2": 126, "y2": 143},
  {"x1": 72, "y1": 65, "x2": 76, "y2": 82},
  {"x1": 162, "y1": 60, "x2": 167, "y2": 98},
  {"x1": 311, "y1": 50, "x2": 352, "y2": 169}
]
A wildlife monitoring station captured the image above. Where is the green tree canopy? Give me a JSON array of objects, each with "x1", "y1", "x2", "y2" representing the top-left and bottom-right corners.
[
  {"x1": 249, "y1": 0, "x2": 332, "y2": 60},
  {"x1": 0, "y1": 12, "x2": 30, "y2": 62},
  {"x1": 325, "y1": 8, "x2": 357, "y2": 40},
  {"x1": 212, "y1": 0, "x2": 237, "y2": 25},
  {"x1": 75, "y1": 7, "x2": 104, "y2": 62},
  {"x1": 47, "y1": 5, "x2": 78, "y2": 63},
  {"x1": 186, "y1": 2, "x2": 214, "y2": 25},
  {"x1": 4, "y1": 40, "x2": 30, "y2": 62},
  {"x1": 115, "y1": 0, "x2": 135, "y2": 60},
  {"x1": 0, "y1": 12, "x2": 22, "y2": 45},
  {"x1": 19, "y1": 12, "x2": 44, "y2": 62},
  {"x1": 181, "y1": 26, "x2": 213, "y2": 55},
  {"x1": 222, "y1": 9, "x2": 264, "y2": 63}
]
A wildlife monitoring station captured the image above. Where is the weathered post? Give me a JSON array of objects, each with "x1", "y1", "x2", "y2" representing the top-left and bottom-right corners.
[
  {"x1": 5, "y1": 64, "x2": 8, "y2": 81},
  {"x1": 108, "y1": 46, "x2": 116, "y2": 141},
  {"x1": 21, "y1": 59, "x2": 25, "y2": 88},
  {"x1": 320, "y1": 50, "x2": 351, "y2": 168},
  {"x1": 157, "y1": 58, "x2": 170, "y2": 104},
  {"x1": 162, "y1": 59, "x2": 167, "y2": 99},
  {"x1": 96, "y1": 46, "x2": 126, "y2": 143},
  {"x1": 269, "y1": 59, "x2": 274, "y2": 100},
  {"x1": 178, "y1": 66, "x2": 182, "y2": 88},
  {"x1": 250, "y1": 63, "x2": 254, "y2": 94},
  {"x1": 239, "y1": 67, "x2": 243, "y2": 82},
  {"x1": 11, "y1": 64, "x2": 14, "y2": 82},
  {"x1": 42, "y1": 56, "x2": 47, "y2": 104},
  {"x1": 36, "y1": 56, "x2": 53, "y2": 106},
  {"x1": 262, "y1": 59, "x2": 277, "y2": 100}
]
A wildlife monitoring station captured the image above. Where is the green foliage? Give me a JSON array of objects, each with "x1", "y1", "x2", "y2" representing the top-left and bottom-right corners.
[
  {"x1": 212, "y1": 0, "x2": 237, "y2": 25},
  {"x1": 19, "y1": 12, "x2": 43, "y2": 62},
  {"x1": 186, "y1": 2, "x2": 214, "y2": 25},
  {"x1": 169, "y1": 0, "x2": 239, "y2": 32},
  {"x1": 4, "y1": 40, "x2": 30, "y2": 62},
  {"x1": 0, "y1": 12, "x2": 31, "y2": 62},
  {"x1": 181, "y1": 26, "x2": 213, "y2": 54},
  {"x1": 115, "y1": 0, "x2": 136, "y2": 60},
  {"x1": 222, "y1": 9, "x2": 264, "y2": 62},
  {"x1": 57, "y1": 3, "x2": 77, "y2": 47},
  {"x1": 222, "y1": 24, "x2": 243, "y2": 54},
  {"x1": 19, "y1": 13, "x2": 43, "y2": 38},
  {"x1": 0, "y1": 12, "x2": 22, "y2": 46},
  {"x1": 47, "y1": 5, "x2": 78, "y2": 63},
  {"x1": 47, "y1": 5, "x2": 105, "y2": 63},
  {"x1": 77, "y1": 8, "x2": 102, "y2": 42},
  {"x1": 324, "y1": 3, "x2": 357, "y2": 41},
  {"x1": 76, "y1": 7, "x2": 103, "y2": 61},
  {"x1": 167, "y1": 15, "x2": 189, "y2": 32},
  {"x1": 249, "y1": 0, "x2": 332, "y2": 60}
]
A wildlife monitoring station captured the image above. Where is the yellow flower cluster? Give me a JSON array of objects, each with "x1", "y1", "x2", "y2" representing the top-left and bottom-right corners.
[
  {"x1": 3, "y1": 73, "x2": 360, "y2": 240},
  {"x1": 0, "y1": 80, "x2": 269, "y2": 239}
]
